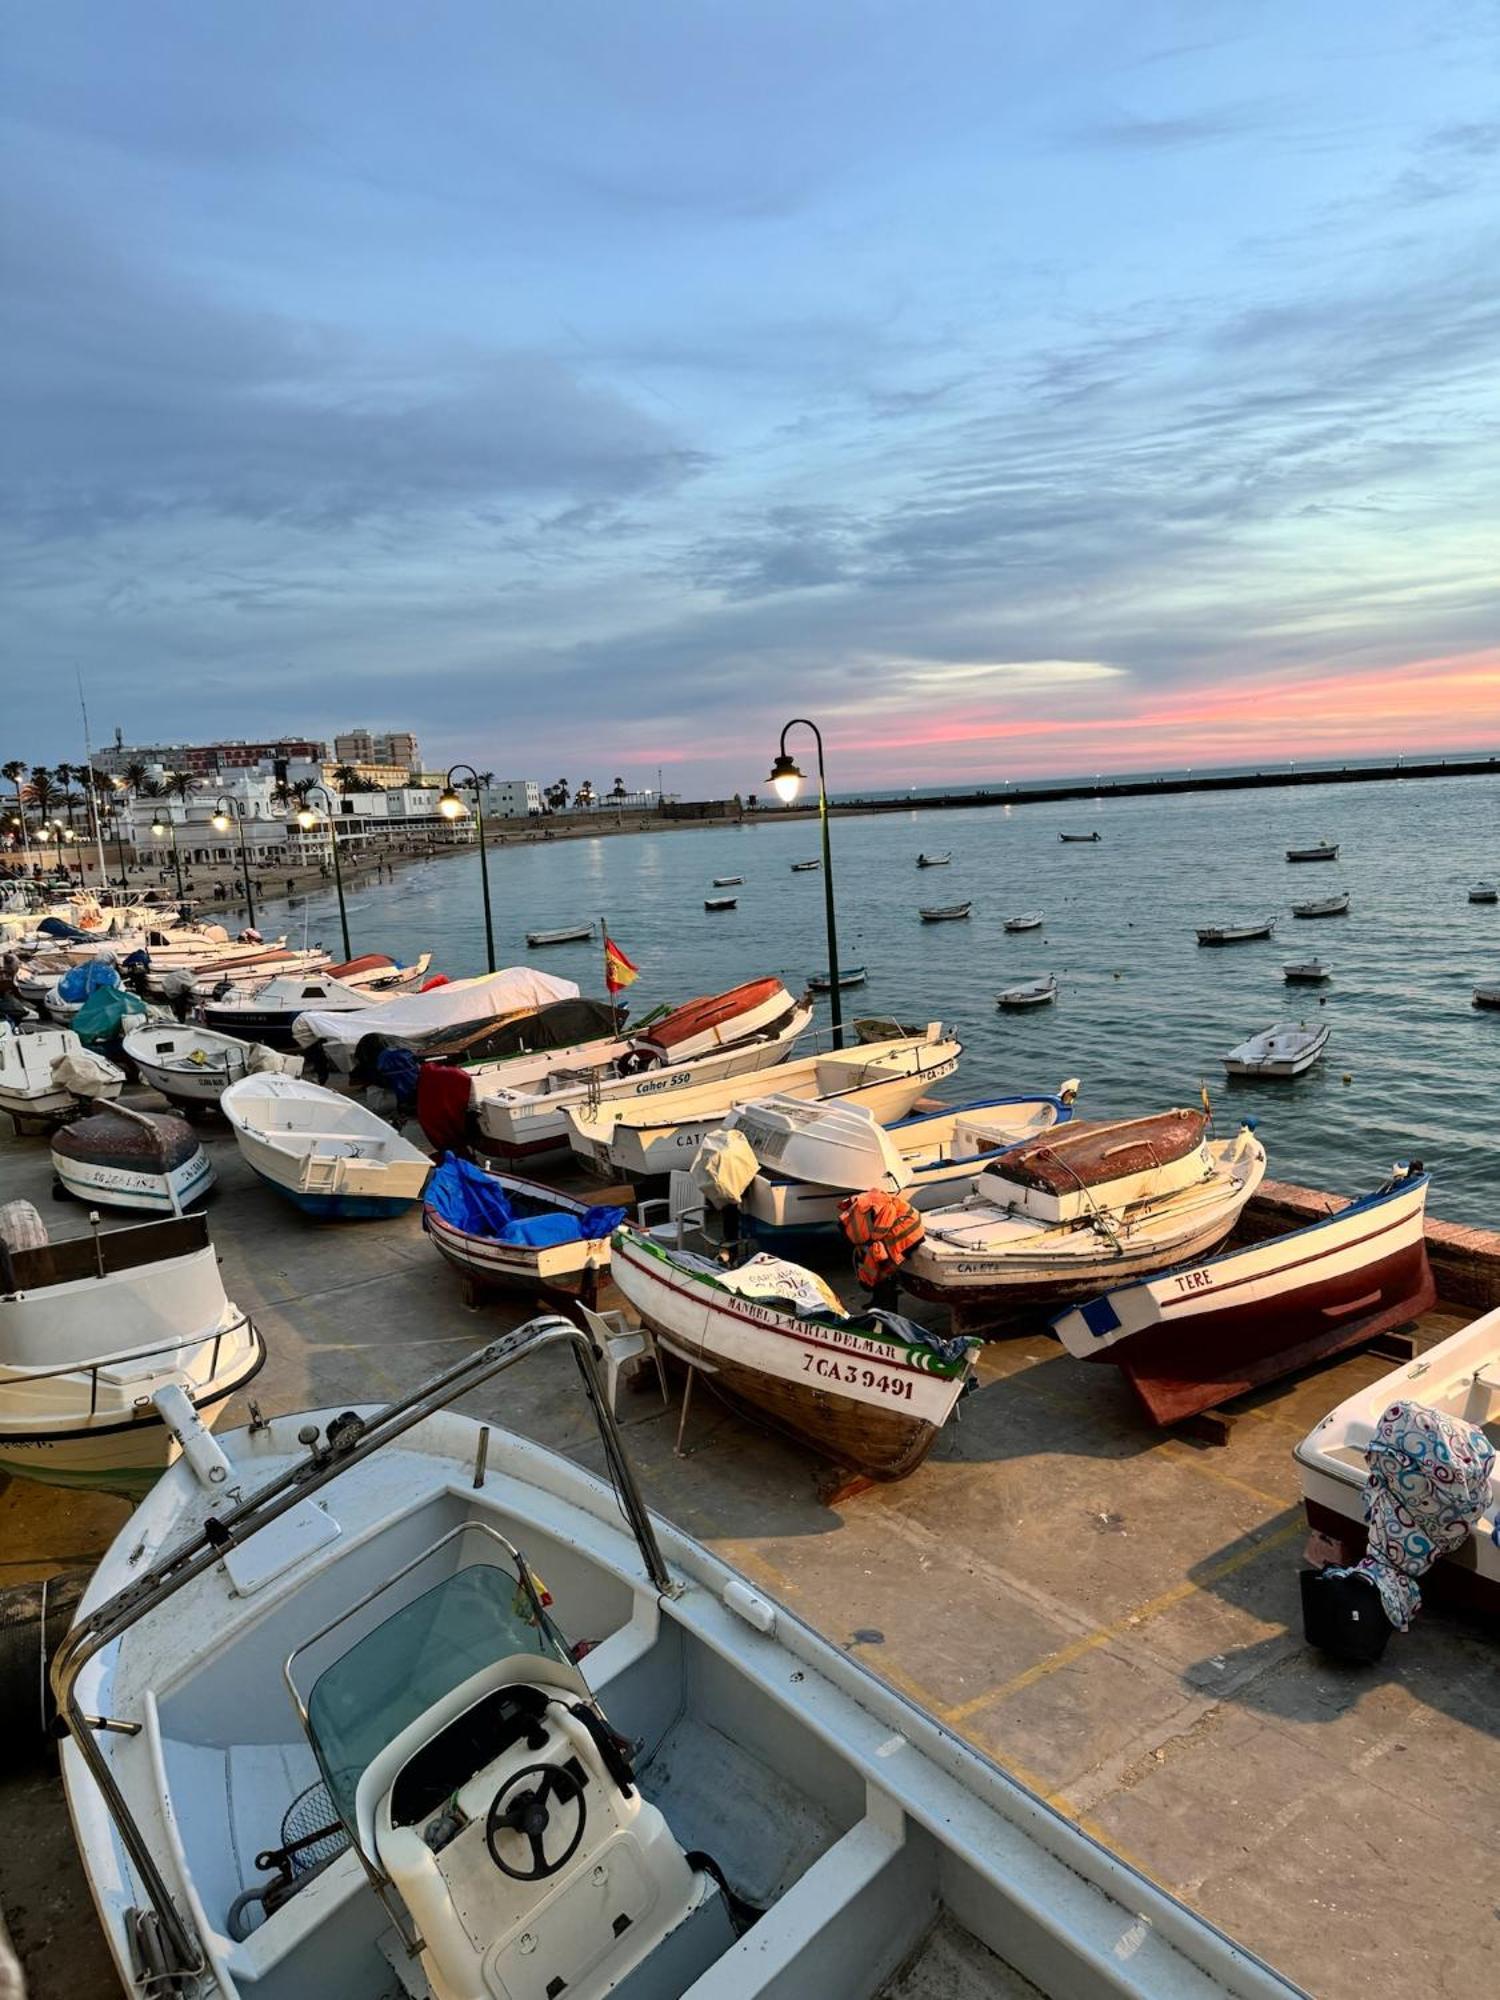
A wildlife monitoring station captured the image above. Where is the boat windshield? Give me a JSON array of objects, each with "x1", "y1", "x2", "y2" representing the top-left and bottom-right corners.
[{"x1": 306, "y1": 1562, "x2": 572, "y2": 1829}]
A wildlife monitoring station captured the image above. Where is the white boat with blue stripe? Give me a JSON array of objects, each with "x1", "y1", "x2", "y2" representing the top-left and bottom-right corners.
[{"x1": 221, "y1": 1074, "x2": 432, "y2": 1220}]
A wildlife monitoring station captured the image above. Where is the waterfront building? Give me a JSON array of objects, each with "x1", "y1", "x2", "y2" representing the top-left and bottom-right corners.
[
  {"x1": 480, "y1": 779, "x2": 543, "y2": 818},
  {"x1": 333, "y1": 727, "x2": 421, "y2": 772}
]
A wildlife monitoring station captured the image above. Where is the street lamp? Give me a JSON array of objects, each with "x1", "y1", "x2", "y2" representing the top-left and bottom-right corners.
[
  {"x1": 437, "y1": 765, "x2": 495, "y2": 973},
  {"x1": 295, "y1": 784, "x2": 352, "y2": 960},
  {"x1": 767, "y1": 719, "x2": 844, "y2": 1043},
  {"x1": 210, "y1": 797, "x2": 257, "y2": 931},
  {"x1": 151, "y1": 814, "x2": 186, "y2": 902}
]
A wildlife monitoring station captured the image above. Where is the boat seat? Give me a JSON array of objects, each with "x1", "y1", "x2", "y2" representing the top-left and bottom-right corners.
[{"x1": 639, "y1": 1170, "x2": 706, "y2": 1250}]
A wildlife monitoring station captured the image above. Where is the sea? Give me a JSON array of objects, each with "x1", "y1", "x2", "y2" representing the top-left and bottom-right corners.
[{"x1": 262, "y1": 773, "x2": 1499, "y2": 1228}]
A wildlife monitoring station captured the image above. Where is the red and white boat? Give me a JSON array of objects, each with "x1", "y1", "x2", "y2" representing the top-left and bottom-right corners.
[
  {"x1": 1052, "y1": 1164, "x2": 1435, "y2": 1425},
  {"x1": 1296, "y1": 1299, "x2": 1499, "y2": 1617},
  {"x1": 435, "y1": 978, "x2": 813, "y2": 1164}
]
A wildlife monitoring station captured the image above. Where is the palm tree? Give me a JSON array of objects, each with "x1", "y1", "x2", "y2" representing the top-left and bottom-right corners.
[
  {"x1": 139, "y1": 775, "x2": 164, "y2": 800},
  {"x1": 332, "y1": 763, "x2": 361, "y2": 796},
  {"x1": 476, "y1": 770, "x2": 495, "y2": 789},
  {"x1": 122, "y1": 761, "x2": 149, "y2": 796},
  {"x1": 2, "y1": 758, "x2": 29, "y2": 852},
  {"x1": 610, "y1": 776, "x2": 627, "y2": 799},
  {"x1": 166, "y1": 770, "x2": 194, "y2": 804},
  {"x1": 28, "y1": 765, "x2": 56, "y2": 819},
  {"x1": 544, "y1": 780, "x2": 569, "y2": 812}
]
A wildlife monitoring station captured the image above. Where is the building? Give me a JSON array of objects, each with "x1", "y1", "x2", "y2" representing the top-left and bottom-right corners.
[
  {"x1": 480, "y1": 779, "x2": 543, "y2": 819},
  {"x1": 333, "y1": 728, "x2": 421, "y2": 772},
  {"x1": 94, "y1": 736, "x2": 325, "y2": 778}
]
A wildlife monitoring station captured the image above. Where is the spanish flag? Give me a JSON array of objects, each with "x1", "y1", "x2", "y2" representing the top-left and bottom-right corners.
[{"x1": 604, "y1": 934, "x2": 639, "y2": 994}]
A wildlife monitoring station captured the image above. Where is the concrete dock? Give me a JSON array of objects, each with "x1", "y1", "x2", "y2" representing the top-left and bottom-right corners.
[{"x1": 0, "y1": 1115, "x2": 1495, "y2": 1999}]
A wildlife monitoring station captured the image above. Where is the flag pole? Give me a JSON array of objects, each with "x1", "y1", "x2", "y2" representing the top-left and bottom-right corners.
[{"x1": 601, "y1": 913, "x2": 618, "y2": 1029}]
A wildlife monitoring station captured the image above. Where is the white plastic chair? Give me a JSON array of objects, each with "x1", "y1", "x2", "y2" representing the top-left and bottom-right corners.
[
  {"x1": 637, "y1": 1169, "x2": 706, "y2": 1249},
  {"x1": 577, "y1": 1302, "x2": 669, "y2": 1420}
]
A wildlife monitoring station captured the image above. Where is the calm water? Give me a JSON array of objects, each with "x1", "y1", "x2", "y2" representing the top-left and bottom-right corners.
[{"x1": 265, "y1": 776, "x2": 1499, "y2": 1227}]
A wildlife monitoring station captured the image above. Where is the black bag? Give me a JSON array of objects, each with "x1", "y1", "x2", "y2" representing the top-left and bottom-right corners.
[{"x1": 1299, "y1": 1566, "x2": 1392, "y2": 1663}]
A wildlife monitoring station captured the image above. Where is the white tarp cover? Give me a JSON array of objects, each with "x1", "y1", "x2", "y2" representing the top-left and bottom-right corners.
[
  {"x1": 690, "y1": 1128, "x2": 761, "y2": 1207},
  {"x1": 715, "y1": 1253, "x2": 845, "y2": 1318},
  {"x1": 291, "y1": 967, "x2": 579, "y2": 1052},
  {"x1": 50, "y1": 1048, "x2": 125, "y2": 1096}
]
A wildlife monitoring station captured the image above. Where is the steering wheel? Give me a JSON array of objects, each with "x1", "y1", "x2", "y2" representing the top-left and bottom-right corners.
[{"x1": 484, "y1": 1763, "x2": 588, "y2": 1881}]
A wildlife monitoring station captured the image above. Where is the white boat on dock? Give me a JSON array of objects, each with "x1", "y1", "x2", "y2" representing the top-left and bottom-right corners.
[
  {"x1": 221, "y1": 1074, "x2": 432, "y2": 1220},
  {"x1": 1196, "y1": 918, "x2": 1276, "y2": 945},
  {"x1": 729, "y1": 1083, "x2": 1078, "y2": 1244},
  {"x1": 1223, "y1": 1021, "x2": 1329, "y2": 1078},
  {"x1": 123, "y1": 1024, "x2": 302, "y2": 1110},
  {"x1": 423, "y1": 1156, "x2": 625, "y2": 1298},
  {"x1": 997, "y1": 975, "x2": 1057, "y2": 1009},
  {"x1": 0, "y1": 1029, "x2": 124, "y2": 1128},
  {"x1": 200, "y1": 956, "x2": 434, "y2": 1046},
  {"x1": 524, "y1": 924, "x2": 594, "y2": 947},
  {"x1": 51, "y1": 1320, "x2": 1301, "y2": 2000},
  {"x1": 0, "y1": 1209, "x2": 263, "y2": 1495},
  {"x1": 292, "y1": 967, "x2": 576, "y2": 1075},
  {"x1": 900, "y1": 1112, "x2": 1267, "y2": 1326},
  {"x1": 565, "y1": 1024, "x2": 963, "y2": 1179}
]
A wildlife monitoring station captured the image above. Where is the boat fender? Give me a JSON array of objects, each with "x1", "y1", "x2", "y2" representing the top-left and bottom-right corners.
[
  {"x1": 152, "y1": 1382, "x2": 232, "y2": 1490},
  {"x1": 721, "y1": 1579, "x2": 777, "y2": 1636}
]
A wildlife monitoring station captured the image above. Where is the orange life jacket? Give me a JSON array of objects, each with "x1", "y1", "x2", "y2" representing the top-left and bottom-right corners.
[{"x1": 838, "y1": 1188, "x2": 924, "y2": 1290}]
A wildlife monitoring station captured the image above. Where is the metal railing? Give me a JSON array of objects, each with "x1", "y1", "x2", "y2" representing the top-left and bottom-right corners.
[{"x1": 1, "y1": 1314, "x2": 256, "y2": 1419}]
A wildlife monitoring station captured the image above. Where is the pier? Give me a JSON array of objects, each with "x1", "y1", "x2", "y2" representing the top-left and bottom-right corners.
[{"x1": 1, "y1": 1117, "x2": 1496, "y2": 2000}]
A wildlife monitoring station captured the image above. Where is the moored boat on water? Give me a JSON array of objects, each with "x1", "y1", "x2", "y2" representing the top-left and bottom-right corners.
[
  {"x1": 1223, "y1": 1020, "x2": 1329, "y2": 1078},
  {"x1": 1469, "y1": 881, "x2": 1498, "y2": 904},
  {"x1": 1197, "y1": 917, "x2": 1276, "y2": 945},
  {"x1": 703, "y1": 896, "x2": 737, "y2": 911},
  {"x1": 712, "y1": 874, "x2": 743, "y2": 886},
  {"x1": 900, "y1": 1112, "x2": 1267, "y2": 1326},
  {"x1": 51, "y1": 1318, "x2": 1301, "y2": 2000},
  {"x1": 1291, "y1": 894, "x2": 1349, "y2": 919},
  {"x1": 221, "y1": 1073, "x2": 432, "y2": 1219},
  {"x1": 997, "y1": 975, "x2": 1057, "y2": 1009},
  {"x1": 790, "y1": 858, "x2": 821, "y2": 871},
  {"x1": 1060, "y1": 831, "x2": 1101, "y2": 842},
  {"x1": 917, "y1": 851, "x2": 951, "y2": 866},
  {"x1": 423, "y1": 1154, "x2": 626, "y2": 1298},
  {"x1": 0, "y1": 1209, "x2": 264, "y2": 1493},
  {"x1": 808, "y1": 965, "x2": 865, "y2": 990},
  {"x1": 1004, "y1": 912, "x2": 1043, "y2": 932},
  {"x1": 1053, "y1": 1164, "x2": 1435, "y2": 1425},
  {"x1": 1474, "y1": 984, "x2": 1500, "y2": 1010},
  {"x1": 1284, "y1": 960, "x2": 1330, "y2": 984},
  {"x1": 1286, "y1": 841, "x2": 1339, "y2": 862},
  {"x1": 524, "y1": 923, "x2": 594, "y2": 947},
  {"x1": 50, "y1": 1104, "x2": 215, "y2": 1213},
  {"x1": 919, "y1": 901, "x2": 971, "y2": 922}
]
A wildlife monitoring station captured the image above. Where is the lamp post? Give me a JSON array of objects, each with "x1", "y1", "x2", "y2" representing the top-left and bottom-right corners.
[
  {"x1": 151, "y1": 813, "x2": 186, "y2": 903},
  {"x1": 296, "y1": 783, "x2": 352, "y2": 960},
  {"x1": 211, "y1": 797, "x2": 257, "y2": 931},
  {"x1": 437, "y1": 765, "x2": 495, "y2": 973},
  {"x1": 107, "y1": 782, "x2": 131, "y2": 901},
  {"x1": 767, "y1": 718, "x2": 843, "y2": 1044}
]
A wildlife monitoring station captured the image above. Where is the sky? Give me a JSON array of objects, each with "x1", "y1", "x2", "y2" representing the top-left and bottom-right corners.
[{"x1": 4, "y1": 1, "x2": 1500, "y2": 794}]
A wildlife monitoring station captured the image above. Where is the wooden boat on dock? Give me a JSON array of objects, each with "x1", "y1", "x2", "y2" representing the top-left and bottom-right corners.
[
  {"x1": 1291, "y1": 893, "x2": 1349, "y2": 919},
  {"x1": 51, "y1": 1319, "x2": 1301, "y2": 2000},
  {"x1": 221, "y1": 1074, "x2": 432, "y2": 1219},
  {"x1": 1197, "y1": 918, "x2": 1276, "y2": 945},
  {"x1": 565, "y1": 1024, "x2": 962, "y2": 1180},
  {"x1": 612, "y1": 1229, "x2": 978, "y2": 1479},
  {"x1": 1053, "y1": 1164, "x2": 1435, "y2": 1426},
  {"x1": 703, "y1": 896, "x2": 737, "y2": 911},
  {"x1": 919, "y1": 901, "x2": 971, "y2": 923},
  {"x1": 1223, "y1": 1021, "x2": 1329, "y2": 1078},
  {"x1": 524, "y1": 923, "x2": 594, "y2": 947},
  {"x1": 1286, "y1": 842, "x2": 1339, "y2": 862},
  {"x1": 1296, "y1": 1300, "x2": 1500, "y2": 1616},
  {"x1": 1004, "y1": 913, "x2": 1043, "y2": 932},
  {"x1": 917, "y1": 852, "x2": 951, "y2": 867},
  {"x1": 123, "y1": 1024, "x2": 301, "y2": 1110},
  {"x1": 0, "y1": 1210, "x2": 263, "y2": 1494},
  {"x1": 808, "y1": 965, "x2": 865, "y2": 991},
  {"x1": 423, "y1": 1155, "x2": 625, "y2": 1298},
  {"x1": 50, "y1": 1104, "x2": 214, "y2": 1213},
  {"x1": 440, "y1": 982, "x2": 811, "y2": 1164},
  {"x1": 0, "y1": 1029, "x2": 124, "y2": 1128},
  {"x1": 900, "y1": 1112, "x2": 1267, "y2": 1326},
  {"x1": 997, "y1": 975, "x2": 1057, "y2": 1009},
  {"x1": 730, "y1": 1084, "x2": 1078, "y2": 1245}
]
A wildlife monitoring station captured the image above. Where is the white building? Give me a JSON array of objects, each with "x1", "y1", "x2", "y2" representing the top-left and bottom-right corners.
[{"x1": 481, "y1": 779, "x2": 542, "y2": 819}]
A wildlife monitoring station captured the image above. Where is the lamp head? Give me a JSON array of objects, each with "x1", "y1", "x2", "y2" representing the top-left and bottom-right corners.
[
  {"x1": 438, "y1": 787, "x2": 466, "y2": 820},
  {"x1": 767, "y1": 752, "x2": 804, "y2": 805},
  {"x1": 151, "y1": 820, "x2": 166, "y2": 836},
  {"x1": 296, "y1": 807, "x2": 316, "y2": 830},
  {"x1": 211, "y1": 811, "x2": 229, "y2": 832}
]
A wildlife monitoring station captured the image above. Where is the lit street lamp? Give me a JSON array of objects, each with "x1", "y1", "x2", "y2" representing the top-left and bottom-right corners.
[
  {"x1": 437, "y1": 764, "x2": 496, "y2": 973},
  {"x1": 151, "y1": 814, "x2": 186, "y2": 903},
  {"x1": 210, "y1": 797, "x2": 257, "y2": 930},
  {"x1": 767, "y1": 719, "x2": 843, "y2": 1043},
  {"x1": 295, "y1": 784, "x2": 352, "y2": 960}
]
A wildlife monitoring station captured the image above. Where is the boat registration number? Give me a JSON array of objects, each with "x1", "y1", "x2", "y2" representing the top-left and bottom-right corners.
[
  {"x1": 1172, "y1": 1268, "x2": 1212, "y2": 1294},
  {"x1": 803, "y1": 1353, "x2": 914, "y2": 1399}
]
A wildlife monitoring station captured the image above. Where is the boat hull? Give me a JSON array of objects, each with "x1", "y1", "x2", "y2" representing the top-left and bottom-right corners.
[
  {"x1": 245, "y1": 1162, "x2": 421, "y2": 1219},
  {"x1": 613, "y1": 1235, "x2": 968, "y2": 1479},
  {"x1": 1054, "y1": 1180, "x2": 1434, "y2": 1425},
  {"x1": 424, "y1": 1191, "x2": 610, "y2": 1296},
  {"x1": 52, "y1": 1150, "x2": 214, "y2": 1214}
]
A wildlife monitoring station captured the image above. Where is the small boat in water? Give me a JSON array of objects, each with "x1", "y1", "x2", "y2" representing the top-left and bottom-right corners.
[
  {"x1": 612, "y1": 1230, "x2": 979, "y2": 1479},
  {"x1": 0, "y1": 1029, "x2": 124, "y2": 1129},
  {"x1": 1055, "y1": 1164, "x2": 1435, "y2": 1426},
  {"x1": 1197, "y1": 917, "x2": 1276, "y2": 945},
  {"x1": 1285, "y1": 960, "x2": 1331, "y2": 984},
  {"x1": 916, "y1": 851, "x2": 951, "y2": 867},
  {"x1": 1296, "y1": 1300, "x2": 1500, "y2": 1618},
  {"x1": 0, "y1": 1209, "x2": 263, "y2": 1494},
  {"x1": 790, "y1": 858, "x2": 821, "y2": 872},
  {"x1": 51, "y1": 1104, "x2": 214, "y2": 1213},
  {"x1": 808, "y1": 965, "x2": 865, "y2": 991},
  {"x1": 919, "y1": 901, "x2": 971, "y2": 922},
  {"x1": 122, "y1": 1023, "x2": 301, "y2": 1110},
  {"x1": 1286, "y1": 841, "x2": 1339, "y2": 863},
  {"x1": 1223, "y1": 1020, "x2": 1329, "y2": 1078},
  {"x1": 1475, "y1": 984, "x2": 1500, "y2": 1010},
  {"x1": 712, "y1": 874, "x2": 744, "y2": 886},
  {"x1": 901, "y1": 1112, "x2": 1267, "y2": 1325},
  {"x1": 221, "y1": 1074, "x2": 432, "y2": 1219},
  {"x1": 1291, "y1": 893, "x2": 1349, "y2": 918},
  {"x1": 1469, "y1": 881, "x2": 1498, "y2": 903},
  {"x1": 423, "y1": 1155, "x2": 625, "y2": 1298},
  {"x1": 703, "y1": 896, "x2": 737, "y2": 911},
  {"x1": 1059, "y1": 831, "x2": 1101, "y2": 842},
  {"x1": 524, "y1": 923, "x2": 594, "y2": 947},
  {"x1": 997, "y1": 975, "x2": 1057, "y2": 1009},
  {"x1": 1003, "y1": 912, "x2": 1043, "y2": 932},
  {"x1": 49, "y1": 1319, "x2": 1299, "y2": 2000}
]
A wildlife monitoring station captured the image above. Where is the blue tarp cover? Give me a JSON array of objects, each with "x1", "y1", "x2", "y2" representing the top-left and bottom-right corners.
[
  {"x1": 58, "y1": 961, "x2": 121, "y2": 1002},
  {"x1": 38, "y1": 916, "x2": 92, "y2": 941},
  {"x1": 73, "y1": 985, "x2": 148, "y2": 1045},
  {"x1": 425, "y1": 1152, "x2": 624, "y2": 1246}
]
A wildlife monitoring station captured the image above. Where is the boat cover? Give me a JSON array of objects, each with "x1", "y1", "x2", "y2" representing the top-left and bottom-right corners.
[
  {"x1": 73, "y1": 986, "x2": 151, "y2": 1046},
  {"x1": 418, "y1": 997, "x2": 620, "y2": 1067},
  {"x1": 52, "y1": 1107, "x2": 201, "y2": 1173},
  {"x1": 690, "y1": 1129, "x2": 761, "y2": 1207},
  {"x1": 425, "y1": 1154, "x2": 623, "y2": 1245},
  {"x1": 293, "y1": 967, "x2": 577, "y2": 1052},
  {"x1": 1000, "y1": 1111, "x2": 1204, "y2": 1195},
  {"x1": 37, "y1": 916, "x2": 93, "y2": 941},
  {"x1": 57, "y1": 961, "x2": 120, "y2": 1003},
  {"x1": 50, "y1": 1048, "x2": 123, "y2": 1097},
  {"x1": 416, "y1": 1062, "x2": 474, "y2": 1152},
  {"x1": 1328, "y1": 1400, "x2": 1496, "y2": 1629}
]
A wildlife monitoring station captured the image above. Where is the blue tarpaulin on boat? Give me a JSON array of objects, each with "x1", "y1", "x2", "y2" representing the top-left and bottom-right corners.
[
  {"x1": 73, "y1": 985, "x2": 148, "y2": 1046},
  {"x1": 37, "y1": 916, "x2": 92, "y2": 941},
  {"x1": 57, "y1": 961, "x2": 121, "y2": 1003},
  {"x1": 425, "y1": 1153, "x2": 625, "y2": 1245}
]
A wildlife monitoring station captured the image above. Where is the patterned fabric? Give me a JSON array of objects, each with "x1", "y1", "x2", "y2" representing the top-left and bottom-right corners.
[{"x1": 1331, "y1": 1399, "x2": 1496, "y2": 1630}]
